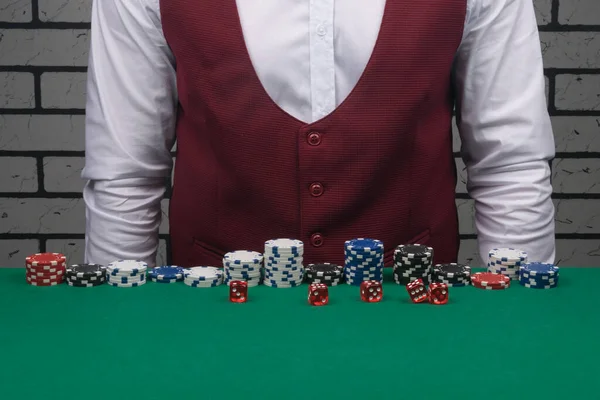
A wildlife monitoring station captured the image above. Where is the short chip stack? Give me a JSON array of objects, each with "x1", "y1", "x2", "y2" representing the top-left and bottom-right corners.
[
  {"x1": 183, "y1": 266, "x2": 224, "y2": 287},
  {"x1": 488, "y1": 248, "x2": 528, "y2": 281},
  {"x1": 148, "y1": 266, "x2": 184, "y2": 283},
  {"x1": 344, "y1": 238, "x2": 384, "y2": 286},
  {"x1": 471, "y1": 272, "x2": 510, "y2": 290},
  {"x1": 263, "y1": 239, "x2": 305, "y2": 288},
  {"x1": 25, "y1": 253, "x2": 66, "y2": 286},
  {"x1": 223, "y1": 250, "x2": 263, "y2": 287},
  {"x1": 392, "y1": 244, "x2": 433, "y2": 285},
  {"x1": 431, "y1": 263, "x2": 471, "y2": 287},
  {"x1": 106, "y1": 260, "x2": 147, "y2": 287},
  {"x1": 305, "y1": 263, "x2": 343, "y2": 286},
  {"x1": 65, "y1": 264, "x2": 106, "y2": 287},
  {"x1": 519, "y1": 263, "x2": 559, "y2": 289}
]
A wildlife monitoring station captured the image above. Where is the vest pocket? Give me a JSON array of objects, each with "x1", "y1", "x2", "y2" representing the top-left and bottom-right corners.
[
  {"x1": 383, "y1": 229, "x2": 431, "y2": 266},
  {"x1": 191, "y1": 238, "x2": 226, "y2": 267}
]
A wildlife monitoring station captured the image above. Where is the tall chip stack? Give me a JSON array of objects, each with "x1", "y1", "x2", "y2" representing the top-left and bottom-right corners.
[
  {"x1": 344, "y1": 238, "x2": 384, "y2": 286},
  {"x1": 25, "y1": 253, "x2": 66, "y2": 286},
  {"x1": 487, "y1": 248, "x2": 528, "y2": 281},
  {"x1": 392, "y1": 244, "x2": 433, "y2": 285},
  {"x1": 263, "y1": 239, "x2": 305, "y2": 288},
  {"x1": 519, "y1": 263, "x2": 559, "y2": 289},
  {"x1": 223, "y1": 250, "x2": 263, "y2": 287}
]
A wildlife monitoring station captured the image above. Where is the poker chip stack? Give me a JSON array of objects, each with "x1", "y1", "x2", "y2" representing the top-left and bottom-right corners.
[
  {"x1": 392, "y1": 244, "x2": 433, "y2": 285},
  {"x1": 487, "y1": 248, "x2": 528, "y2": 281},
  {"x1": 65, "y1": 264, "x2": 106, "y2": 287},
  {"x1": 304, "y1": 263, "x2": 343, "y2": 286},
  {"x1": 148, "y1": 266, "x2": 185, "y2": 283},
  {"x1": 106, "y1": 260, "x2": 148, "y2": 287},
  {"x1": 519, "y1": 263, "x2": 559, "y2": 289},
  {"x1": 25, "y1": 253, "x2": 66, "y2": 286},
  {"x1": 344, "y1": 238, "x2": 384, "y2": 286},
  {"x1": 223, "y1": 250, "x2": 263, "y2": 287},
  {"x1": 263, "y1": 239, "x2": 305, "y2": 288},
  {"x1": 431, "y1": 263, "x2": 472, "y2": 287},
  {"x1": 183, "y1": 266, "x2": 224, "y2": 288}
]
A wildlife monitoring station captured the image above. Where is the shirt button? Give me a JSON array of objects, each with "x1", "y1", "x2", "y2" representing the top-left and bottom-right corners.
[
  {"x1": 309, "y1": 182, "x2": 324, "y2": 197},
  {"x1": 310, "y1": 233, "x2": 324, "y2": 247},
  {"x1": 307, "y1": 131, "x2": 322, "y2": 146},
  {"x1": 316, "y1": 24, "x2": 327, "y2": 36}
]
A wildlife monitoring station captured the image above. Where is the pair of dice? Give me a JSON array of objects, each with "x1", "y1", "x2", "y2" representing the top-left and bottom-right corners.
[
  {"x1": 308, "y1": 280, "x2": 383, "y2": 306},
  {"x1": 406, "y1": 278, "x2": 448, "y2": 305}
]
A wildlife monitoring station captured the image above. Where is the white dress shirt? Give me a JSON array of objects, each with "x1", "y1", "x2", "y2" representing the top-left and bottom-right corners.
[{"x1": 82, "y1": 0, "x2": 556, "y2": 267}]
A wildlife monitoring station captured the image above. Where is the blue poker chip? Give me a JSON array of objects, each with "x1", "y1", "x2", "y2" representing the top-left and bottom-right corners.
[
  {"x1": 149, "y1": 266, "x2": 184, "y2": 279},
  {"x1": 345, "y1": 238, "x2": 383, "y2": 250},
  {"x1": 520, "y1": 263, "x2": 559, "y2": 275}
]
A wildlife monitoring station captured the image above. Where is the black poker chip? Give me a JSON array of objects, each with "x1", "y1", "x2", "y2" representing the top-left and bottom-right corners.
[
  {"x1": 66, "y1": 264, "x2": 106, "y2": 278},
  {"x1": 394, "y1": 244, "x2": 433, "y2": 259},
  {"x1": 306, "y1": 263, "x2": 342, "y2": 275},
  {"x1": 432, "y1": 263, "x2": 471, "y2": 278}
]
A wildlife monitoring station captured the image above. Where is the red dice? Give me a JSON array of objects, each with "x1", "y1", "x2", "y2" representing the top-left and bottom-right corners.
[
  {"x1": 360, "y1": 280, "x2": 383, "y2": 302},
  {"x1": 308, "y1": 283, "x2": 329, "y2": 306},
  {"x1": 229, "y1": 280, "x2": 248, "y2": 303},
  {"x1": 428, "y1": 282, "x2": 448, "y2": 305},
  {"x1": 406, "y1": 278, "x2": 428, "y2": 303}
]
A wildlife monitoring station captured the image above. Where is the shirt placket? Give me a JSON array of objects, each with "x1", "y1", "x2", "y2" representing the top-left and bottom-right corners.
[{"x1": 309, "y1": 0, "x2": 335, "y2": 122}]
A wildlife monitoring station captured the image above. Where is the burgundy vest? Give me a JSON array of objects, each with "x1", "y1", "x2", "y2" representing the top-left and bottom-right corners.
[{"x1": 161, "y1": 0, "x2": 466, "y2": 267}]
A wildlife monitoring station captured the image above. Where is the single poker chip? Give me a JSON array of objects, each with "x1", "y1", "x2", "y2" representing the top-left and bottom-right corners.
[
  {"x1": 25, "y1": 252, "x2": 66, "y2": 267},
  {"x1": 107, "y1": 280, "x2": 146, "y2": 288},
  {"x1": 265, "y1": 238, "x2": 304, "y2": 251},
  {"x1": 394, "y1": 244, "x2": 433, "y2": 259},
  {"x1": 345, "y1": 238, "x2": 384, "y2": 251},
  {"x1": 67, "y1": 279, "x2": 105, "y2": 287},
  {"x1": 148, "y1": 265, "x2": 185, "y2": 280},
  {"x1": 66, "y1": 264, "x2": 106, "y2": 278},
  {"x1": 520, "y1": 263, "x2": 559, "y2": 276},
  {"x1": 472, "y1": 281, "x2": 510, "y2": 290},
  {"x1": 433, "y1": 263, "x2": 471, "y2": 278},
  {"x1": 27, "y1": 279, "x2": 63, "y2": 286},
  {"x1": 183, "y1": 266, "x2": 222, "y2": 278},
  {"x1": 488, "y1": 248, "x2": 527, "y2": 262},
  {"x1": 223, "y1": 250, "x2": 263, "y2": 264},
  {"x1": 107, "y1": 260, "x2": 148, "y2": 275},
  {"x1": 471, "y1": 272, "x2": 510, "y2": 288}
]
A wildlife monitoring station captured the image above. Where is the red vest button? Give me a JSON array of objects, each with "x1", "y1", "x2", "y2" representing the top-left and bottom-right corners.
[
  {"x1": 310, "y1": 233, "x2": 324, "y2": 247},
  {"x1": 307, "y1": 131, "x2": 322, "y2": 146},
  {"x1": 309, "y1": 182, "x2": 324, "y2": 197}
]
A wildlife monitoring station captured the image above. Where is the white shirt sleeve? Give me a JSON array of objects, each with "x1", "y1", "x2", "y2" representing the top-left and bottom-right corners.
[
  {"x1": 82, "y1": 0, "x2": 177, "y2": 267},
  {"x1": 454, "y1": 0, "x2": 556, "y2": 264}
]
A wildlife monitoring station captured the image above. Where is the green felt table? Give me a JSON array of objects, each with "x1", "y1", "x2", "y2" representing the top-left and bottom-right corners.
[{"x1": 1, "y1": 267, "x2": 599, "y2": 400}]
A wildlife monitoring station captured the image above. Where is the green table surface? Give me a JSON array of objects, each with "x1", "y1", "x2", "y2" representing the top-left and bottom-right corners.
[{"x1": 1, "y1": 267, "x2": 599, "y2": 400}]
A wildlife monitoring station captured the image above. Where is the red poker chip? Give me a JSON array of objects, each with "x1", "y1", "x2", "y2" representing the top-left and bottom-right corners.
[
  {"x1": 26, "y1": 277, "x2": 64, "y2": 286},
  {"x1": 26, "y1": 273, "x2": 63, "y2": 280},
  {"x1": 25, "y1": 253, "x2": 66, "y2": 267},
  {"x1": 26, "y1": 267, "x2": 65, "y2": 276},
  {"x1": 472, "y1": 280, "x2": 510, "y2": 290},
  {"x1": 26, "y1": 275, "x2": 63, "y2": 283},
  {"x1": 26, "y1": 263, "x2": 66, "y2": 272},
  {"x1": 471, "y1": 272, "x2": 510, "y2": 289}
]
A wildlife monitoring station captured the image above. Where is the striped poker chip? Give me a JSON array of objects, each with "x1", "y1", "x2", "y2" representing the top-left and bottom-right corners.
[
  {"x1": 26, "y1": 252, "x2": 66, "y2": 267},
  {"x1": 107, "y1": 260, "x2": 148, "y2": 276},
  {"x1": 488, "y1": 248, "x2": 527, "y2": 262}
]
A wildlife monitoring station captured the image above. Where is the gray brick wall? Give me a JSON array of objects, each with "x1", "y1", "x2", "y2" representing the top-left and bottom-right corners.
[{"x1": 0, "y1": 0, "x2": 599, "y2": 267}]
